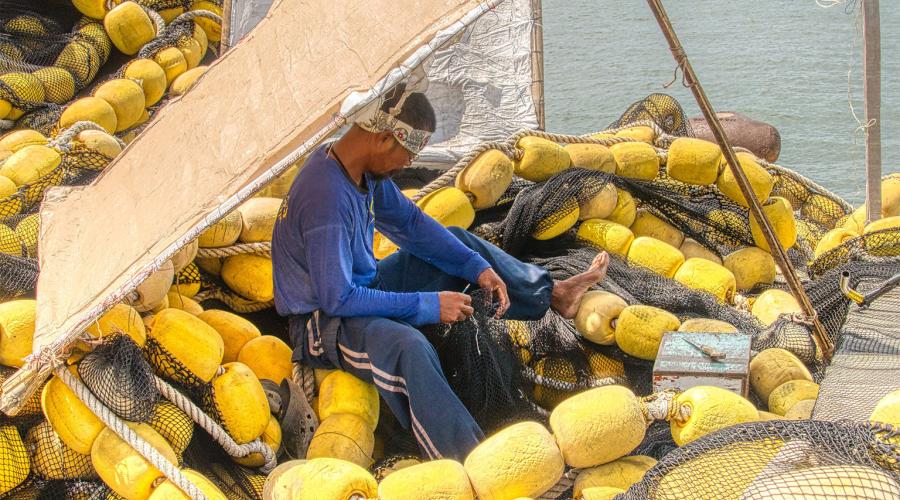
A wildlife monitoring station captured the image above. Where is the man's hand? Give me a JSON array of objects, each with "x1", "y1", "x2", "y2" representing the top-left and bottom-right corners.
[
  {"x1": 477, "y1": 268, "x2": 510, "y2": 318},
  {"x1": 439, "y1": 291, "x2": 474, "y2": 324}
]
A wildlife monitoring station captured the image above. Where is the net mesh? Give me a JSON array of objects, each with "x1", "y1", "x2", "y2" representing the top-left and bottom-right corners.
[
  {"x1": 24, "y1": 420, "x2": 96, "y2": 481},
  {"x1": 77, "y1": 334, "x2": 159, "y2": 423},
  {"x1": 621, "y1": 420, "x2": 900, "y2": 499},
  {"x1": 0, "y1": 2, "x2": 110, "y2": 123}
]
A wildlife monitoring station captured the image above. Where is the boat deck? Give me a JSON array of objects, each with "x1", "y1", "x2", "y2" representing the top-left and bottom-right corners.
[{"x1": 813, "y1": 274, "x2": 900, "y2": 421}]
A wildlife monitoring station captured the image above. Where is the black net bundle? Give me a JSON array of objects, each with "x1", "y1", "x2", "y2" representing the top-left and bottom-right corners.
[
  {"x1": 0, "y1": 2, "x2": 111, "y2": 126},
  {"x1": 78, "y1": 334, "x2": 159, "y2": 422},
  {"x1": 608, "y1": 93, "x2": 693, "y2": 137},
  {"x1": 621, "y1": 420, "x2": 900, "y2": 499},
  {"x1": 420, "y1": 289, "x2": 544, "y2": 432},
  {"x1": 496, "y1": 168, "x2": 615, "y2": 257}
]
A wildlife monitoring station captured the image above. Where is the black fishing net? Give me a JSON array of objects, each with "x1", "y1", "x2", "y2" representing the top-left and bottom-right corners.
[
  {"x1": 0, "y1": 2, "x2": 111, "y2": 124},
  {"x1": 420, "y1": 289, "x2": 545, "y2": 431},
  {"x1": 608, "y1": 93, "x2": 693, "y2": 138},
  {"x1": 810, "y1": 228, "x2": 900, "y2": 278},
  {"x1": 0, "y1": 422, "x2": 30, "y2": 497},
  {"x1": 24, "y1": 420, "x2": 96, "y2": 481},
  {"x1": 147, "y1": 399, "x2": 195, "y2": 458},
  {"x1": 621, "y1": 420, "x2": 900, "y2": 499},
  {"x1": 78, "y1": 334, "x2": 159, "y2": 423},
  {"x1": 182, "y1": 431, "x2": 267, "y2": 500},
  {"x1": 144, "y1": 336, "x2": 211, "y2": 393}
]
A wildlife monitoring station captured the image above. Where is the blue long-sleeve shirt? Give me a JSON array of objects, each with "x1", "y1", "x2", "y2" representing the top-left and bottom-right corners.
[{"x1": 271, "y1": 145, "x2": 490, "y2": 326}]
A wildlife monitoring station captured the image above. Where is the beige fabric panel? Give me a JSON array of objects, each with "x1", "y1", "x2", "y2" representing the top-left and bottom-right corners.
[{"x1": 31, "y1": 0, "x2": 482, "y2": 353}]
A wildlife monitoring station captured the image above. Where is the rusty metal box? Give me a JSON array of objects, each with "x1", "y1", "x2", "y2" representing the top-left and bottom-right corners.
[{"x1": 652, "y1": 332, "x2": 752, "y2": 397}]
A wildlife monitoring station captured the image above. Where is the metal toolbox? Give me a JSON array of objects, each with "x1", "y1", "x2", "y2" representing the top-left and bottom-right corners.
[{"x1": 652, "y1": 332, "x2": 752, "y2": 397}]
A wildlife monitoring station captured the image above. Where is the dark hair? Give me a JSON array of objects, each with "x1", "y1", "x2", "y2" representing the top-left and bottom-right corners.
[{"x1": 380, "y1": 83, "x2": 436, "y2": 132}]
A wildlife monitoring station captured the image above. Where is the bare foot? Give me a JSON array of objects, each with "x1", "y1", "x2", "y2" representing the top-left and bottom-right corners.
[{"x1": 551, "y1": 252, "x2": 610, "y2": 319}]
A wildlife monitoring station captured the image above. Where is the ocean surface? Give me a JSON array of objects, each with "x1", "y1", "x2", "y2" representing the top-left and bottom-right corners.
[{"x1": 542, "y1": 0, "x2": 899, "y2": 205}]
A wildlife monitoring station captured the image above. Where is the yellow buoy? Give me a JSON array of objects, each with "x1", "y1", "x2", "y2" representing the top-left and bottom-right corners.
[
  {"x1": 814, "y1": 227, "x2": 857, "y2": 259},
  {"x1": 670, "y1": 386, "x2": 758, "y2": 446},
  {"x1": 197, "y1": 309, "x2": 261, "y2": 363},
  {"x1": 221, "y1": 254, "x2": 274, "y2": 301},
  {"x1": 750, "y1": 196, "x2": 797, "y2": 252},
  {"x1": 104, "y1": 2, "x2": 156, "y2": 56},
  {"x1": 306, "y1": 413, "x2": 375, "y2": 468},
  {"x1": 0, "y1": 299, "x2": 35, "y2": 368},
  {"x1": 665, "y1": 137, "x2": 721, "y2": 185},
  {"x1": 574, "y1": 290, "x2": 628, "y2": 345},
  {"x1": 59, "y1": 97, "x2": 118, "y2": 135},
  {"x1": 550, "y1": 385, "x2": 645, "y2": 468},
  {"x1": 513, "y1": 136, "x2": 571, "y2": 182},
  {"x1": 630, "y1": 209, "x2": 684, "y2": 248},
  {"x1": 206, "y1": 362, "x2": 271, "y2": 444},
  {"x1": 464, "y1": 421, "x2": 565, "y2": 500},
  {"x1": 416, "y1": 187, "x2": 475, "y2": 229},
  {"x1": 91, "y1": 423, "x2": 178, "y2": 500},
  {"x1": 579, "y1": 183, "x2": 618, "y2": 220},
  {"x1": 723, "y1": 246, "x2": 776, "y2": 291},
  {"x1": 768, "y1": 379, "x2": 819, "y2": 416},
  {"x1": 576, "y1": 219, "x2": 634, "y2": 257},
  {"x1": 123, "y1": 58, "x2": 167, "y2": 107},
  {"x1": 610, "y1": 141, "x2": 659, "y2": 180},
  {"x1": 614, "y1": 305, "x2": 680, "y2": 361},
  {"x1": 626, "y1": 236, "x2": 685, "y2": 279},
  {"x1": 573, "y1": 455, "x2": 657, "y2": 497},
  {"x1": 678, "y1": 318, "x2": 738, "y2": 333},
  {"x1": 679, "y1": 238, "x2": 722, "y2": 265},
  {"x1": 750, "y1": 289, "x2": 802, "y2": 326},
  {"x1": 317, "y1": 370, "x2": 380, "y2": 429},
  {"x1": 532, "y1": 198, "x2": 579, "y2": 240},
  {"x1": 715, "y1": 152, "x2": 774, "y2": 208},
  {"x1": 154, "y1": 47, "x2": 189, "y2": 87},
  {"x1": 564, "y1": 143, "x2": 615, "y2": 172},
  {"x1": 614, "y1": 126, "x2": 656, "y2": 144},
  {"x1": 170, "y1": 66, "x2": 208, "y2": 96},
  {"x1": 237, "y1": 335, "x2": 293, "y2": 384},
  {"x1": 455, "y1": 149, "x2": 514, "y2": 209},
  {"x1": 606, "y1": 188, "x2": 637, "y2": 227},
  {"x1": 673, "y1": 258, "x2": 736, "y2": 304},
  {"x1": 749, "y1": 348, "x2": 812, "y2": 402},
  {"x1": 93, "y1": 78, "x2": 146, "y2": 132},
  {"x1": 32, "y1": 67, "x2": 76, "y2": 104}
]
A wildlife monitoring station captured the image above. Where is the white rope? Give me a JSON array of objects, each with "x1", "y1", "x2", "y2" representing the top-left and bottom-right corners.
[
  {"x1": 195, "y1": 242, "x2": 271, "y2": 259},
  {"x1": 154, "y1": 375, "x2": 278, "y2": 473},
  {"x1": 640, "y1": 390, "x2": 691, "y2": 426},
  {"x1": 51, "y1": 121, "x2": 115, "y2": 152},
  {"x1": 54, "y1": 366, "x2": 208, "y2": 500},
  {"x1": 169, "y1": 10, "x2": 223, "y2": 29}
]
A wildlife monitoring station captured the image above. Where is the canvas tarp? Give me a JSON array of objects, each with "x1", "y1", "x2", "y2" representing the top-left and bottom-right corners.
[
  {"x1": 223, "y1": 0, "x2": 543, "y2": 167},
  {"x1": 2, "y1": 0, "x2": 501, "y2": 411}
]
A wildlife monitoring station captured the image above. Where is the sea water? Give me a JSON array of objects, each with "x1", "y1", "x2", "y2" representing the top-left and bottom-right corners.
[{"x1": 543, "y1": 0, "x2": 899, "y2": 204}]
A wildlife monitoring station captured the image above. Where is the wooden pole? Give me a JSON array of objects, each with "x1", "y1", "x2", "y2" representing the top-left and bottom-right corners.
[
  {"x1": 862, "y1": 0, "x2": 882, "y2": 222},
  {"x1": 220, "y1": 0, "x2": 233, "y2": 53},
  {"x1": 645, "y1": 0, "x2": 834, "y2": 360},
  {"x1": 530, "y1": 0, "x2": 546, "y2": 131}
]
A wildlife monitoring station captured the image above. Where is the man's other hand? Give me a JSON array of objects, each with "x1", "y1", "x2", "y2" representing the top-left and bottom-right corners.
[
  {"x1": 477, "y1": 268, "x2": 509, "y2": 318},
  {"x1": 438, "y1": 291, "x2": 474, "y2": 323}
]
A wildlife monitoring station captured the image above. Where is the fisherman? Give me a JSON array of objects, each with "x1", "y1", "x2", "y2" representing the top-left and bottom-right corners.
[{"x1": 271, "y1": 84, "x2": 609, "y2": 460}]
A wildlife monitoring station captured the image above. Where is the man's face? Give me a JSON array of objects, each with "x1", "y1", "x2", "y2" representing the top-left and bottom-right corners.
[{"x1": 368, "y1": 132, "x2": 419, "y2": 180}]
